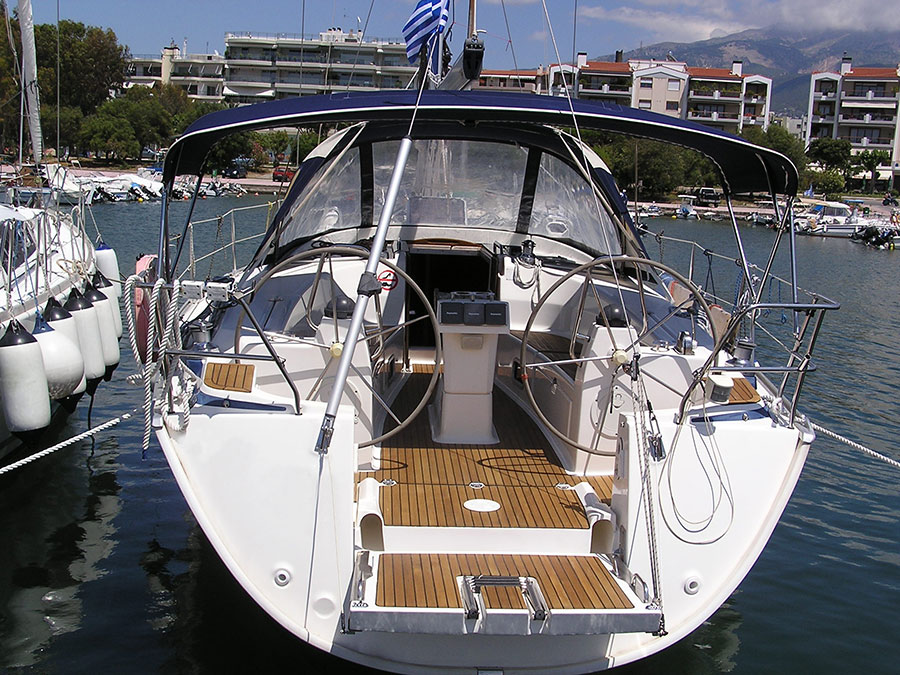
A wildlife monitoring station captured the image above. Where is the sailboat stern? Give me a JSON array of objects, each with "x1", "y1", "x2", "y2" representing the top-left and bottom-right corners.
[{"x1": 155, "y1": 401, "x2": 357, "y2": 646}]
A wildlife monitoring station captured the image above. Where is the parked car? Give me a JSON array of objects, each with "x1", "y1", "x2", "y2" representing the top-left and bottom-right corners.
[
  {"x1": 694, "y1": 187, "x2": 721, "y2": 207},
  {"x1": 223, "y1": 163, "x2": 247, "y2": 179},
  {"x1": 273, "y1": 165, "x2": 296, "y2": 182}
]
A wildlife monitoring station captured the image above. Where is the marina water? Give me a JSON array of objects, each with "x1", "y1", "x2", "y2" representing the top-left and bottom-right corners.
[{"x1": 1, "y1": 198, "x2": 898, "y2": 673}]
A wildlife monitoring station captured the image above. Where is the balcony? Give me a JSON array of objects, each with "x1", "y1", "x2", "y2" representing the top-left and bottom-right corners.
[
  {"x1": 839, "y1": 112, "x2": 896, "y2": 125},
  {"x1": 840, "y1": 90, "x2": 899, "y2": 102},
  {"x1": 226, "y1": 57, "x2": 274, "y2": 67},
  {"x1": 579, "y1": 83, "x2": 631, "y2": 97},
  {"x1": 275, "y1": 53, "x2": 328, "y2": 64},
  {"x1": 813, "y1": 90, "x2": 837, "y2": 99},
  {"x1": 224, "y1": 77, "x2": 276, "y2": 87},
  {"x1": 688, "y1": 88, "x2": 742, "y2": 101},
  {"x1": 840, "y1": 135, "x2": 894, "y2": 148},
  {"x1": 687, "y1": 110, "x2": 740, "y2": 122}
]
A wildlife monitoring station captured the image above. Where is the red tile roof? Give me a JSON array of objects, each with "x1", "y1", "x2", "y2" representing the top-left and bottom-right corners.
[
  {"x1": 845, "y1": 67, "x2": 899, "y2": 79},
  {"x1": 686, "y1": 67, "x2": 740, "y2": 80},
  {"x1": 581, "y1": 61, "x2": 632, "y2": 73}
]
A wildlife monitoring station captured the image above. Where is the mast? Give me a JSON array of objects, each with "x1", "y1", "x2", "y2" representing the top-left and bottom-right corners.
[{"x1": 17, "y1": 0, "x2": 43, "y2": 165}]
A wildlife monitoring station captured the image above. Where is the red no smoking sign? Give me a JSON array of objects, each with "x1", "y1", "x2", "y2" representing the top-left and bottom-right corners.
[{"x1": 377, "y1": 269, "x2": 398, "y2": 291}]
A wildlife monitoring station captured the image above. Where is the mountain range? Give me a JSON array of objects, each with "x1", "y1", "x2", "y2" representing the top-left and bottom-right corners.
[{"x1": 596, "y1": 27, "x2": 900, "y2": 116}]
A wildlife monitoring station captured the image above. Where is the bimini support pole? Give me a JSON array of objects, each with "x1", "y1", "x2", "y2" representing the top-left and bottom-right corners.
[{"x1": 314, "y1": 136, "x2": 413, "y2": 454}]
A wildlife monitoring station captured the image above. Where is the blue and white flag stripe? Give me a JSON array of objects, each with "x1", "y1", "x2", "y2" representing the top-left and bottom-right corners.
[{"x1": 402, "y1": 0, "x2": 450, "y2": 63}]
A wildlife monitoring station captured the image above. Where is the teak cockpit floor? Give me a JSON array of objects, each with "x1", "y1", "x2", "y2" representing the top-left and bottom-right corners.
[{"x1": 365, "y1": 374, "x2": 612, "y2": 529}]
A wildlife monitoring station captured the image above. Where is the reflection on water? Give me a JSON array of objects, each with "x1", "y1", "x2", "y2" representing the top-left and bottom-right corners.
[
  {"x1": 0, "y1": 421, "x2": 122, "y2": 668},
  {"x1": 1, "y1": 206, "x2": 898, "y2": 672}
]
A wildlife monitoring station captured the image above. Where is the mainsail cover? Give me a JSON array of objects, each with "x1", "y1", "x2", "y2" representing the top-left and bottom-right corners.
[{"x1": 17, "y1": 0, "x2": 42, "y2": 163}]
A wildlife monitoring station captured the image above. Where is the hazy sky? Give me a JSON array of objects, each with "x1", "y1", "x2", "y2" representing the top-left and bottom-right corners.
[{"x1": 27, "y1": 0, "x2": 900, "y2": 70}]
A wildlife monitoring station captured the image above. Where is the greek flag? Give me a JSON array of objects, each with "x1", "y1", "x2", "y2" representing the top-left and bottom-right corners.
[{"x1": 402, "y1": 0, "x2": 450, "y2": 63}]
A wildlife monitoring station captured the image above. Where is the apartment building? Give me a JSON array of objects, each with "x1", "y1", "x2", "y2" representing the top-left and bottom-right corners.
[
  {"x1": 545, "y1": 55, "x2": 772, "y2": 134},
  {"x1": 126, "y1": 43, "x2": 225, "y2": 101},
  {"x1": 805, "y1": 56, "x2": 900, "y2": 184},
  {"x1": 223, "y1": 28, "x2": 416, "y2": 104},
  {"x1": 475, "y1": 69, "x2": 538, "y2": 93}
]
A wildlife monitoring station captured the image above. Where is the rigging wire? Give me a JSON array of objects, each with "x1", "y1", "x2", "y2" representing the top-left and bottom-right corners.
[
  {"x1": 344, "y1": 0, "x2": 377, "y2": 92},
  {"x1": 498, "y1": 0, "x2": 521, "y2": 75}
]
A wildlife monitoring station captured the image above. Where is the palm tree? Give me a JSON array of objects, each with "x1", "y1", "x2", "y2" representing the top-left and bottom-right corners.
[{"x1": 855, "y1": 149, "x2": 891, "y2": 193}]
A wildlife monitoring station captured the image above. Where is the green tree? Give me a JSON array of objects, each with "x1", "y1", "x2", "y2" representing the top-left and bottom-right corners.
[
  {"x1": 290, "y1": 131, "x2": 322, "y2": 164},
  {"x1": 854, "y1": 149, "x2": 891, "y2": 192},
  {"x1": 155, "y1": 83, "x2": 191, "y2": 119},
  {"x1": 34, "y1": 20, "x2": 129, "y2": 116},
  {"x1": 597, "y1": 138, "x2": 695, "y2": 199},
  {"x1": 257, "y1": 130, "x2": 291, "y2": 160},
  {"x1": 117, "y1": 86, "x2": 171, "y2": 152},
  {"x1": 40, "y1": 104, "x2": 83, "y2": 157},
  {"x1": 80, "y1": 112, "x2": 138, "y2": 160},
  {"x1": 0, "y1": 4, "x2": 20, "y2": 155},
  {"x1": 741, "y1": 125, "x2": 807, "y2": 173},
  {"x1": 205, "y1": 133, "x2": 254, "y2": 173},
  {"x1": 79, "y1": 87, "x2": 170, "y2": 160},
  {"x1": 78, "y1": 86, "x2": 171, "y2": 159},
  {"x1": 173, "y1": 100, "x2": 226, "y2": 136},
  {"x1": 811, "y1": 169, "x2": 844, "y2": 199},
  {"x1": 807, "y1": 137, "x2": 851, "y2": 173}
]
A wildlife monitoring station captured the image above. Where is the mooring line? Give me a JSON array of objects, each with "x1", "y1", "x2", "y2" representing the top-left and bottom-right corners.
[
  {"x1": 0, "y1": 408, "x2": 138, "y2": 476},
  {"x1": 810, "y1": 422, "x2": 900, "y2": 471}
]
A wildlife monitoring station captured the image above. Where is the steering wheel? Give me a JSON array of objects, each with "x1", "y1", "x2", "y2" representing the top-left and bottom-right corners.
[
  {"x1": 519, "y1": 255, "x2": 718, "y2": 454},
  {"x1": 233, "y1": 245, "x2": 441, "y2": 448}
]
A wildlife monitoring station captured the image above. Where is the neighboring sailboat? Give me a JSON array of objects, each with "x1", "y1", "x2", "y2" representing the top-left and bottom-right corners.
[
  {"x1": 134, "y1": 3, "x2": 837, "y2": 671},
  {"x1": 0, "y1": 0, "x2": 122, "y2": 459}
]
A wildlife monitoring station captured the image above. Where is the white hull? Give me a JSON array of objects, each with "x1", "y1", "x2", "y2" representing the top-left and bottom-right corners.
[
  {"x1": 0, "y1": 203, "x2": 115, "y2": 455},
  {"x1": 144, "y1": 91, "x2": 835, "y2": 673},
  {"x1": 159, "y1": 399, "x2": 810, "y2": 671}
]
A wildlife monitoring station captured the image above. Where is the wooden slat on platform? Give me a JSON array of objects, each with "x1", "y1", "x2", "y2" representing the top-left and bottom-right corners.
[
  {"x1": 375, "y1": 553, "x2": 632, "y2": 610},
  {"x1": 368, "y1": 375, "x2": 613, "y2": 529},
  {"x1": 203, "y1": 362, "x2": 254, "y2": 393},
  {"x1": 728, "y1": 376, "x2": 761, "y2": 404}
]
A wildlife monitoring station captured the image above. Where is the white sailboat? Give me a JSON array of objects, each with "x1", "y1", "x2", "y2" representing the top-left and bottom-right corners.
[
  {"x1": 134, "y1": 3, "x2": 837, "y2": 671},
  {"x1": 0, "y1": 0, "x2": 122, "y2": 458}
]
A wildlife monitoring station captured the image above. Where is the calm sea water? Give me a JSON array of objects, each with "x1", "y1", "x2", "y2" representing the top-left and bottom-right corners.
[{"x1": 1, "y1": 198, "x2": 898, "y2": 673}]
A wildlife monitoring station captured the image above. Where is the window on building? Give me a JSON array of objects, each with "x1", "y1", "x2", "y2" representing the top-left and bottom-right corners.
[
  {"x1": 638, "y1": 99, "x2": 651, "y2": 109},
  {"x1": 853, "y1": 82, "x2": 885, "y2": 97},
  {"x1": 666, "y1": 101, "x2": 679, "y2": 111},
  {"x1": 850, "y1": 127, "x2": 881, "y2": 142},
  {"x1": 667, "y1": 79, "x2": 680, "y2": 91},
  {"x1": 640, "y1": 78, "x2": 653, "y2": 88}
]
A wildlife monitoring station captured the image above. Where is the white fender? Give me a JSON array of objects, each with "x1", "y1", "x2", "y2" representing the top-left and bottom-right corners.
[
  {"x1": 93, "y1": 271, "x2": 123, "y2": 338},
  {"x1": 44, "y1": 297, "x2": 87, "y2": 395},
  {"x1": 95, "y1": 241, "x2": 121, "y2": 297},
  {"x1": 64, "y1": 289, "x2": 105, "y2": 381},
  {"x1": 84, "y1": 284, "x2": 120, "y2": 368},
  {"x1": 0, "y1": 321, "x2": 51, "y2": 432},
  {"x1": 32, "y1": 316, "x2": 85, "y2": 399}
]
